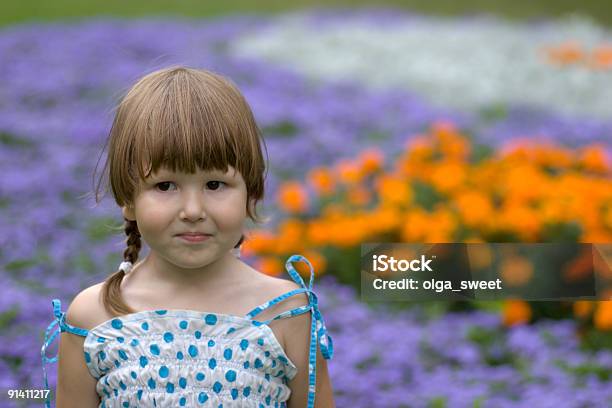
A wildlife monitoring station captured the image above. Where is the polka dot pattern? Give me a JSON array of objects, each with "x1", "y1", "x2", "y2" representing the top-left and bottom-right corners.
[{"x1": 83, "y1": 309, "x2": 300, "y2": 406}]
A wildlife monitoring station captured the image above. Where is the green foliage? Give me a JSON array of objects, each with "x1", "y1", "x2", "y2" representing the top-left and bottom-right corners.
[
  {"x1": 355, "y1": 353, "x2": 381, "y2": 370},
  {"x1": 262, "y1": 120, "x2": 298, "y2": 138},
  {"x1": 366, "y1": 130, "x2": 390, "y2": 142},
  {"x1": 428, "y1": 396, "x2": 447, "y2": 408},
  {"x1": 466, "y1": 326, "x2": 516, "y2": 366},
  {"x1": 580, "y1": 329, "x2": 612, "y2": 351},
  {"x1": 411, "y1": 180, "x2": 444, "y2": 211},
  {"x1": 529, "y1": 301, "x2": 574, "y2": 320},
  {"x1": 480, "y1": 103, "x2": 508, "y2": 121},
  {"x1": 556, "y1": 359, "x2": 612, "y2": 382},
  {"x1": 0, "y1": 131, "x2": 34, "y2": 148},
  {"x1": 466, "y1": 325, "x2": 498, "y2": 348},
  {"x1": 86, "y1": 217, "x2": 122, "y2": 242},
  {"x1": 3, "y1": 1, "x2": 612, "y2": 29},
  {"x1": 0, "y1": 307, "x2": 19, "y2": 330},
  {"x1": 69, "y1": 251, "x2": 97, "y2": 274},
  {"x1": 4, "y1": 257, "x2": 39, "y2": 272},
  {"x1": 322, "y1": 245, "x2": 361, "y2": 287},
  {"x1": 472, "y1": 396, "x2": 486, "y2": 408},
  {"x1": 540, "y1": 221, "x2": 582, "y2": 242},
  {"x1": 470, "y1": 143, "x2": 495, "y2": 164}
]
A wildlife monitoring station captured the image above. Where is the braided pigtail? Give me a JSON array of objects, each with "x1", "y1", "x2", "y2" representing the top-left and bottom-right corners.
[{"x1": 101, "y1": 219, "x2": 141, "y2": 316}]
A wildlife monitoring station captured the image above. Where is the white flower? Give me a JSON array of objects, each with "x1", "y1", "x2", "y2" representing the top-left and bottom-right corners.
[{"x1": 231, "y1": 13, "x2": 612, "y2": 118}]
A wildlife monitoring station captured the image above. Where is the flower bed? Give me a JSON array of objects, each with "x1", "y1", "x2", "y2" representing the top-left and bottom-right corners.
[{"x1": 0, "y1": 11, "x2": 610, "y2": 405}]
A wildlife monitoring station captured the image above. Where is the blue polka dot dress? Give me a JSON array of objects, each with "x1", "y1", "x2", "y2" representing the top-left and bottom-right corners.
[{"x1": 41, "y1": 255, "x2": 334, "y2": 408}]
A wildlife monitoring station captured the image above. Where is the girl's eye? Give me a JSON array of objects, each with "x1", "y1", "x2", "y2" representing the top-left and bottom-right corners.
[
  {"x1": 206, "y1": 181, "x2": 225, "y2": 190},
  {"x1": 155, "y1": 182, "x2": 176, "y2": 192}
]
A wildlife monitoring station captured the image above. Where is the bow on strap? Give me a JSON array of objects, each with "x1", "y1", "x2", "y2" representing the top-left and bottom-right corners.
[
  {"x1": 41, "y1": 299, "x2": 63, "y2": 408},
  {"x1": 285, "y1": 255, "x2": 334, "y2": 361},
  {"x1": 308, "y1": 290, "x2": 334, "y2": 360},
  {"x1": 41, "y1": 299, "x2": 89, "y2": 408},
  {"x1": 285, "y1": 255, "x2": 334, "y2": 408}
]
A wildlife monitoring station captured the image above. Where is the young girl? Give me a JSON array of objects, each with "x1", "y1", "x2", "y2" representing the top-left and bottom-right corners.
[{"x1": 41, "y1": 66, "x2": 334, "y2": 408}]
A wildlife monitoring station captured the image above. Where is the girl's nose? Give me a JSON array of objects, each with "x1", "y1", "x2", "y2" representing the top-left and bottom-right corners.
[{"x1": 179, "y1": 190, "x2": 207, "y2": 221}]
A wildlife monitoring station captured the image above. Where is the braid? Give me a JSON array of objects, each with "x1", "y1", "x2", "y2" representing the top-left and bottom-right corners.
[
  {"x1": 101, "y1": 219, "x2": 141, "y2": 316},
  {"x1": 123, "y1": 219, "x2": 142, "y2": 264}
]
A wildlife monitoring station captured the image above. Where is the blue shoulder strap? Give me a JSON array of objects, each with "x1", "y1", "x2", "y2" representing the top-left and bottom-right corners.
[
  {"x1": 245, "y1": 254, "x2": 334, "y2": 408},
  {"x1": 41, "y1": 299, "x2": 89, "y2": 408}
]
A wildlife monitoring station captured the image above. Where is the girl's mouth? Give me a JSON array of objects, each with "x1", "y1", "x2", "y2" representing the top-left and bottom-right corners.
[{"x1": 175, "y1": 233, "x2": 212, "y2": 243}]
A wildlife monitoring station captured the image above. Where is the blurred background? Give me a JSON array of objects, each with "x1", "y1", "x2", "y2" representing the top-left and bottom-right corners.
[{"x1": 1, "y1": 1, "x2": 612, "y2": 407}]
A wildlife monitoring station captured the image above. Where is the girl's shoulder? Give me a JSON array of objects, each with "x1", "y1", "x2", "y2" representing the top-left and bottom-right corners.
[
  {"x1": 64, "y1": 282, "x2": 114, "y2": 332},
  {"x1": 268, "y1": 277, "x2": 309, "y2": 309},
  {"x1": 249, "y1": 269, "x2": 310, "y2": 315},
  {"x1": 249, "y1": 271, "x2": 312, "y2": 342}
]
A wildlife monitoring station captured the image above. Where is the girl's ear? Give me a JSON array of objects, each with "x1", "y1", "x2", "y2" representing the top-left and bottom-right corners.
[{"x1": 122, "y1": 205, "x2": 136, "y2": 221}]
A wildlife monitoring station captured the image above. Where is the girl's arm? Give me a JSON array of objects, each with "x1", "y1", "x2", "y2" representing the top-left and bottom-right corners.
[
  {"x1": 282, "y1": 293, "x2": 335, "y2": 408},
  {"x1": 55, "y1": 293, "x2": 101, "y2": 407}
]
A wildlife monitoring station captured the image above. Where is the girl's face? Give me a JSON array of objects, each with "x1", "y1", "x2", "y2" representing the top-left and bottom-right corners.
[{"x1": 122, "y1": 165, "x2": 248, "y2": 271}]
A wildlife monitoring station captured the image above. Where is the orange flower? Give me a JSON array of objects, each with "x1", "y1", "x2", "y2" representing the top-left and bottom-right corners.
[
  {"x1": 579, "y1": 145, "x2": 609, "y2": 173},
  {"x1": 396, "y1": 155, "x2": 432, "y2": 180},
  {"x1": 442, "y1": 138, "x2": 470, "y2": 162},
  {"x1": 328, "y1": 215, "x2": 367, "y2": 247},
  {"x1": 431, "y1": 120, "x2": 458, "y2": 141},
  {"x1": 591, "y1": 45, "x2": 612, "y2": 69},
  {"x1": 242, "y1": 230, "x2": 276, "y2": 256},
  {"x1": 429, "y1": 161, "x2": 466, "y2": 194},
  {"x1": 499, "y1": 204, "x2": 541, "y2": 241},
  {"x1": 401, "y1": 209, "x2": 432, "y2": 242},
  {"x1": 563, "y1": 247, "x2": 596, "y2": 282},
  {"x1": 400, "y1": 206, "x2": 456, "y2": 243},
  {"x1": 431, "y1": 121, "x2": 470, "y2": 161},
  {"x1": 294, "y1": 250, "x2": 327, "y2": 277},
  {"x1": 377, "y1": 175, "x2": 412, "y2": 207},
  {"x1": 533, "y1": 145, "x2": 573, "y2": 169},
  {"x1": 277, "y1": 181, "x2": 309, "y2": 213},
  {"x1": 347, "y1": 186, "x2": 371, "y2": 207},
  {"x1": 453, "y1": 190, "x2": 494, "y2": 227},
  {"x1": 502, "y1": 300, "x2": 532, "y2": 326},
  {"x1": 275, "y1": 219, "x2": 305, "y2": 254},
  {"x1": 503, "y1": 163, "x2": 547, "y2": 203},
  {"x1": 470, "y1": 161, "x2": 500, "y2": 195},
  {"x1": 368, "y1": 207, "x2": 401, "y2": 234},
  {"x1": 401, "y1": 135, "x2": 434, "y2": 166},
  {"x1": 573, "y1": 301, "x2": 594, "y2": 319},
  {"x1": 594, "y1": 301, "x2": 612, "y2": 331},
  {"x1": 539, "y1": 199, "x2": 570, "y2": 224},
  {"x1": 581, "y1": 228, "x2": 612, "y2": 243},
  {"x1": 265, "y1": 127, "x2": 612, "y2": 285},
  {"x1": 306, "y1": 221, "x2": 329, "y2": 246},
  {"x1": 500, "y1": 255, "x2": 533, "y2": 287},
  {"x1": 256, "y1": 257, "x2": 283, "y2": 277},
  {"x1": 359, "y1": 148, "x2": 384, "y2": 174},
  {"x1": 308, "y1": 167, "x2": 335, "y2": 196},
  {"x1": 467, "y1": 246, "x2": 493, "y2": 270},
  {"x1": 336, "y1": 160, "x2": 362, "y2": 185},
  {"x1": 501, "y1": 142, "x2": 531, "y2": 162},
  {"x1": 424, "y1": 207, "x2": 457, "y2": 242},
  {"x1": 544, "y1": 41, "x2": 584, "y2": 65}
]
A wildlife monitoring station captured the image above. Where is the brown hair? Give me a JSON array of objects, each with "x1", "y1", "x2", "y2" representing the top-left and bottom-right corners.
[{"x1": 94, "y1": 66, "x2": 267, "y2": 316}]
